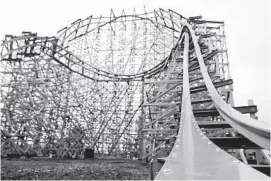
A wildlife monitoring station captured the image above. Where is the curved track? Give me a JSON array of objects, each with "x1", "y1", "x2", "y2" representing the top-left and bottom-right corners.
[
  {"x1": 1, "y1": 9, "x2": 270, "y2": 179},
  {"x1": 0, "y1": 35, "x2": 169, "y2": 81},
  {"x1": 154, "y1": 25, "x2": 270, "y2": 180}
]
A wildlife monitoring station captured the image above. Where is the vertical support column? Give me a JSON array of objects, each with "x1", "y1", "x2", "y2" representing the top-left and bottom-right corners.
[
  {"x1": 152, "y1": 138, "x2": 156, "y2": 160},
  {"x1": 59, "y1": 71, "x2": 72, "y2": 158},
  {"x1": 248, "y1": 99, "x2": 265, "y2": 165},
  {"x1": 101, "y1": 134, "x2": 104, "y2": 156},
  {"x1": 248, "y1": 99, "x2": 257, "y2": 119},
  {"x1": 177, "y1": 92, "x2": 182, "y2": 132},
  {"x1": 255, "y1": 150, "x2": 266, "y2": 165},
  {"x1": 221, "y1": 25, "x2": 234, "y2": 107},
  {"x1": 138, "y1": 77, "x2": 146, "y2": 161},
  {"x1": 238, "y1": 149, "x2": 248, "y2": 164},
  {"x1": 228, "y1": 88, "x2": 235, "y2": 107},
  {"x1": 215, "y1": 55, "x2": 220, "y2": 77}
]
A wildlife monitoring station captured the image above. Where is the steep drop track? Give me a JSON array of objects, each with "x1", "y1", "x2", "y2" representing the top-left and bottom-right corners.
[{"x1": 1, "y1": 9, "x2": 270, "y2": 180}]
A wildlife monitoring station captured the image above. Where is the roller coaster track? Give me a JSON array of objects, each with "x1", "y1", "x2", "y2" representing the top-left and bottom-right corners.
[
  {"x1": 1, "y1": 9, "x2": 270, "y2": 179},
  {"x1": 154, "y1": 24, "x2": 270, "y2": 180},
  {"x1": 1, "y1": 34, "x2": 169, "y2": 82}
]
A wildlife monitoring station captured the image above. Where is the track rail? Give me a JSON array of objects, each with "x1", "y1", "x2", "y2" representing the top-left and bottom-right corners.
[
  {"x1": 187, "y1": 24, "x2": 270, "y2": 150},
  {"x1": 1, "y1": 36, "x2": 169, "y2": 81},
  {"x1": 154, "y1": 25, "x2": 270, "y2": 180},
  {"x1": 0, "y1": 9, "x2": 269, "y2": 179}
]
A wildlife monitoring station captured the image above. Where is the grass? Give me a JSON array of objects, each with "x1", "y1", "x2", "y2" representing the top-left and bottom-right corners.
[{"x1": 1, "y1": 157, "x2": 150, "y2": 180}]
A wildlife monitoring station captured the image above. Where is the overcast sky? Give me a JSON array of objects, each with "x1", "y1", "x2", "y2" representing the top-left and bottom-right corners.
[{"x1": 0, "y1": 0, "x2": 270, "y2": 124}]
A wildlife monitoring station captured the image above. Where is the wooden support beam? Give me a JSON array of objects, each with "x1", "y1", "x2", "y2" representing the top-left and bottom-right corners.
[
  {"x1": 206, "y1": 128, "x2": 235, "y2": 137},
  {"x1": 143, "y1": 102, "x2": 180, "y2": 107},
  {"x1": 210, "y1": 137, "x2": 261, "y2": 149},
  {"x1": 144, "y1": 80, "x2": 182, "y2": 84},
  {"x1": 142, "y1": 129, "x2": 177, "y2": 132},
  {"x1": 250, "y1": 165, "x2": 270, "y2": 176},
  {"x1": 198, "y1": 121, "x2": 231, "y2": 128},
  {"x1": 146, "y1": 107, "x2": 177, "y2": 127}
]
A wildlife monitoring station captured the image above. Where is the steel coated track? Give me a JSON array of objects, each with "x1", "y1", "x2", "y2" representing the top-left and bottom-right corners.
[{"x1": 155, "y1": 26, "x2": 270, "y2": 180}]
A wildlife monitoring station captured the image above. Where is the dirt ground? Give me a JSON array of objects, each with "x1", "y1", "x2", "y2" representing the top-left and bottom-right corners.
[{"x1": 1, "y1": 157, "x2": 151, "y2": 180}]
